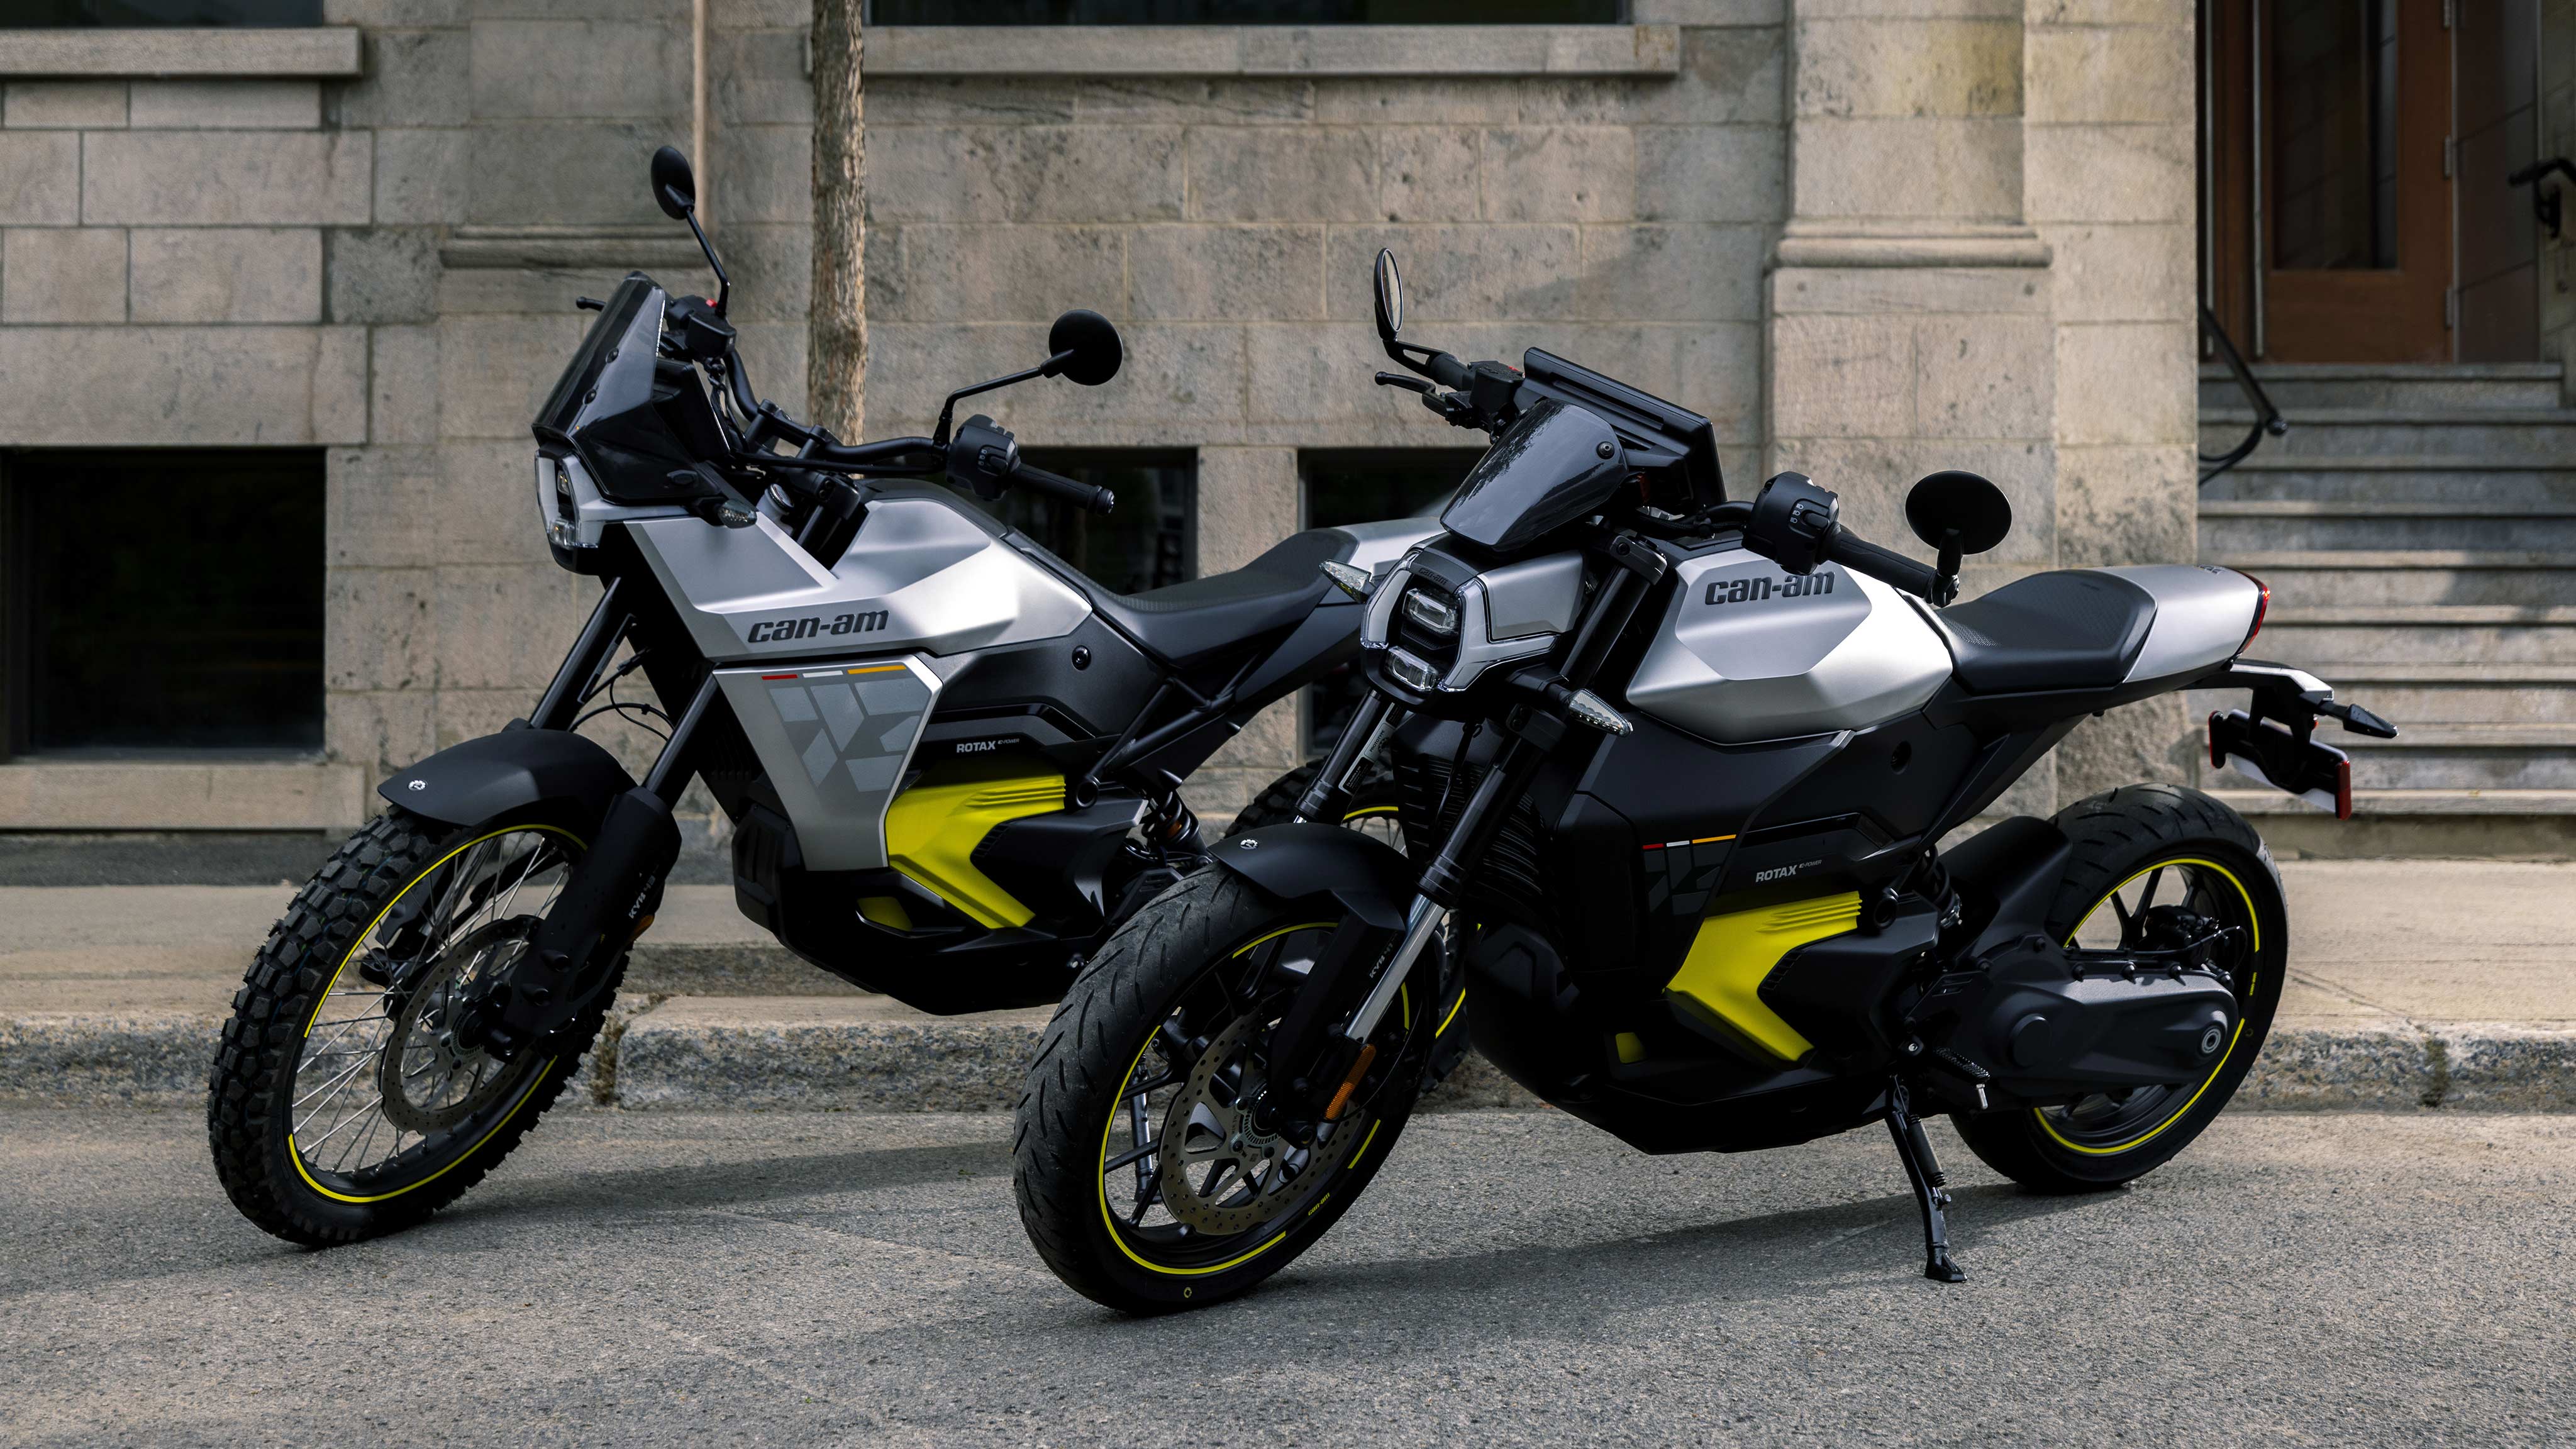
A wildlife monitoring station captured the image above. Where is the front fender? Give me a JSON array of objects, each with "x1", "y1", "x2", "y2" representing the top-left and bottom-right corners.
[
  {"x1": 380, "y1": 726, "x2": 636, "y2": 833},
  {"x1": 1210, "y1": 823, "x2": 1414, "y2": 930}
]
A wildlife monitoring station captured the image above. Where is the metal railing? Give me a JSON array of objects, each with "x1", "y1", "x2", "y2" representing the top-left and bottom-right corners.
[{"x1": 2199, "y1": 305, "x2": 2287, "y2": 484}]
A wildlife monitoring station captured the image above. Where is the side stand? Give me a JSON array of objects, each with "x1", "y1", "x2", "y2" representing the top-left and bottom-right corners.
[{"x1": 1885, "y1": 1076, "x2": 1966, "y2": 1282}]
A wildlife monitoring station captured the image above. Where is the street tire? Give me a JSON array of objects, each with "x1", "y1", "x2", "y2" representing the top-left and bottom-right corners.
[
  {"x1": 207, "y1": 809, "x2": 616, "y2": 1246},
  {"x1": 1013, "y1": 868, "x2": 1435, "y2": 1314},
  {"x1": 1953, "y1": 784, "x2": 2287, "y2": 1193}
]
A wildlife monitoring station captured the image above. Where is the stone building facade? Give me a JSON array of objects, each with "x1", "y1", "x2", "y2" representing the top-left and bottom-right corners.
[{"x1": 0, "y1": 3, "x2": 2562, "y2": 852}]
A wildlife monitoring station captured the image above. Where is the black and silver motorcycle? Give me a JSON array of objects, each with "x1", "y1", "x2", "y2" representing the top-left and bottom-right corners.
[
  {"x1": 1010, "y1": 250, "x2": 2399, "y2": 1312},
  {"x1": 208, "y1": 148, "x2": 1433, "y2": 1245}
]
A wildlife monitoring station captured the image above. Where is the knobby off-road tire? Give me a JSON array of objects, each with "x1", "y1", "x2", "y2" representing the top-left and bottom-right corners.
[
  {"x1": 207, "y1": 809, "x2": 619, "y2": 1245},
  {"x1": 1954, "y1": 784, "x2": 2287, "y2": 1193},
  {"x1": 1013, "y1": 869, "x2": 1436, "y2": 1314}
]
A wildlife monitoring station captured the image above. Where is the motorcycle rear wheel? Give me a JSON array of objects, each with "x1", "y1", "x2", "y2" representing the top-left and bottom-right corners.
[
  {"x1": 1013, "y1": 869, "x2": 1447, "y2": 1314},
  {"x1": 1954, "y1": 784, "x2": 2287, "y2": 1192},
  {"x1": 206, "y1": 808, "x2": 619, "y2": 1245}
]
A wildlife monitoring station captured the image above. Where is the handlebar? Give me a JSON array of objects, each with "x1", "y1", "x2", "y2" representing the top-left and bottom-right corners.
[
  {"x1": 1818, "y1": 528, "x2": 1941, "y2": 601},
  {"x1": 1009, "y1": 460, "x2": 1116, "y2": 516}
]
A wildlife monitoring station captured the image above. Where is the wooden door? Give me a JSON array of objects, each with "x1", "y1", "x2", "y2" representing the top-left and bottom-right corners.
[{"x1": 2205, "y1": 0, "x2": 2455, "y2": 362}]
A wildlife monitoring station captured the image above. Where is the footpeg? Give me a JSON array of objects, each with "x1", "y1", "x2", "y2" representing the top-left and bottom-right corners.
[{"x1": 1885, "y1": 1075, "x2": 1966, "y2": 1283}]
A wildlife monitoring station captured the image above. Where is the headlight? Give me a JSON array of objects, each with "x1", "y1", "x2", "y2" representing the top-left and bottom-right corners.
[
  {"x1": 1400, "y1": 587, "x2": 1458, "y2": 638},
  {"x1": 535, "y1": 455, "x2": 585, "y2": 553}
]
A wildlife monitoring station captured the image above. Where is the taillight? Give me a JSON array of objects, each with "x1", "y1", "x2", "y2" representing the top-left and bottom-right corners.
[{"x1": 2239, "y1": 571, "x2": 2269, "y2": 647}]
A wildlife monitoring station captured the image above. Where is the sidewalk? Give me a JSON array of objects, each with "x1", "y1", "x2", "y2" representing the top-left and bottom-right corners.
[{"x1": 4, "y1": 862, "x2": 2570, "y2": 1111}]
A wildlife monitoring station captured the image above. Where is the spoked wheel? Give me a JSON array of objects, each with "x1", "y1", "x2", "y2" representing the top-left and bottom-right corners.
[
  {"x1": 209, "y1": 810, "x2": 619, "y2": 1245},
  {"x1": 1017, "y1": 870, "x2": 1452, "y2": 1313},
  {"x1": 1957, "y1": 785, "x2": 2287, "y2": 1192}
]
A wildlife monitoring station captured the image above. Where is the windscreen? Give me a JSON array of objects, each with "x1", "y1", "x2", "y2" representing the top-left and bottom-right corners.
[
  {"x1": 1437, "y1": 398, "x2": 1626, "y2": 554},
  {"x1": 533, "y1": 274, "x2": 656, "y2": 443}
]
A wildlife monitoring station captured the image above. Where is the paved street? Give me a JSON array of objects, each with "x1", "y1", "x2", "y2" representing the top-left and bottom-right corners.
[{"x1": 4, "y1": 1106, "x2": 2571, "y2": 1446}]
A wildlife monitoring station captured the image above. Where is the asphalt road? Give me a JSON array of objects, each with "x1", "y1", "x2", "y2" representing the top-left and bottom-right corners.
[{"x1": 4, "y1": 1106, "x2": 2571, "y2": 1447}]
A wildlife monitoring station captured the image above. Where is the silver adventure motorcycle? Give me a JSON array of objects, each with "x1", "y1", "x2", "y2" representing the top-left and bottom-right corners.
[{"x1": 208, "y1": 149, "x2": 1433, "y2": 1245}]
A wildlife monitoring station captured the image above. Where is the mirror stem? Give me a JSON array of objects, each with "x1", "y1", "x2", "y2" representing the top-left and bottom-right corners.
[
  {"x1": 930, "y1": 357, "x2": 1062, "y2": 446},
  {"x1": 682, "y1": 208, "x2": 730, "y2": 314}
]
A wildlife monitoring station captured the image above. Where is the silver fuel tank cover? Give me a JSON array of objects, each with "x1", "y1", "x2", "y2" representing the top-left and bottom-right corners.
[{"x1": 1626, "y1": 548, "x2": 1951, "y2": 744}]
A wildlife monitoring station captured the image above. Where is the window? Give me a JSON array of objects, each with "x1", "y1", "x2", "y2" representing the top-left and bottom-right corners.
[
  {"x1": 3, "y1": 0, "x2": 321, "y2": 25},
  {"x1": 868, "y1": 1, "x2": 1621, "y2": 24},
  {"x1": 1, "y1": 450, "x2": 325, "y2": 757},
  {"x1": 1298, "y1": 448, "x2": 1484, "y2": 757},
  {"x1": 975, "y1": 449, "x2": 1197, "y2": 597}
]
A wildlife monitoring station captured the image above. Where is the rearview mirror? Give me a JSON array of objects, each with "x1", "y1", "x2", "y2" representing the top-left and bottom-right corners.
[
  {"x1": 650, "y1": 145, "x2": 696, "y2": 220},
  {"x1": 1045, "y1": 309, "x2": 1123, "y2": 387},
  {"x1": 1906, "y1": 470, "x2": 2012, "y2": 555},
  {"x1": 1372, "y1": 248, "x2": 1404, "y2": 342}
]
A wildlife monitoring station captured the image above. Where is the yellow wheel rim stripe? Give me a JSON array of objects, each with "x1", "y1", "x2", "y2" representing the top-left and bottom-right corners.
[
  {"x1": 1094, "y1": 919, "x2": 1360, "y2": 1279},
  {"x1": 286, "y1": 823, "x2": 580, "y2": 1205},
  {"x1": 2031, "y1": 855, "x2": 2263, "y2": 1158}
]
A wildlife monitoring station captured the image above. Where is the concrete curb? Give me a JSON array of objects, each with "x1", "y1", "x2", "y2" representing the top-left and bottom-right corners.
[{"x1": 8, "y1": 1013, "x2": 2571, "y2": 1115}]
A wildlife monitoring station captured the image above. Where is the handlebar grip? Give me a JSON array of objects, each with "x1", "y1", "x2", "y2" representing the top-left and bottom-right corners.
[
  {"x1": 1011, "y1": 462, "x2": 1116, "y2": 516},
  {"x1": 1821, "y1": 528, "x2": 1940, "y2": 601},
  {"x1": 1426, "y1": 352, "x2": 1473, "y2": 390}
]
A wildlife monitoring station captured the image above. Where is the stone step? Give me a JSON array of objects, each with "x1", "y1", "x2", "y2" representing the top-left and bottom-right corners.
[
  {"x1": 2207, "y1": 552, "x2": 2576, "y2": 607},
  {"x1": 2212, "y1": 787, "x2": 2576, "y2": 817},
  {"x1": 2325, "y1": 726, "x2": 2576, "y2": 791},
  {"x1": 2197, "y1": 726, "x2": 2576, "y2": 792},
  {"x1": 2199, "y1": 361, "x2": 2565, "y2": 412},
  {"x1": 2199, "y1": 502, "x2": 2576, "y2": 553},
  {"x1": 2192, "y1": 667, "x2": 2576, "y2": 726},
  {"x1": 2203, "y1": 408, "x2": 2576, "y2": 460},
  {"x1": 2199, "y1": 457, "x2": 2576, "y2": 505},
  {"x1": 2255, "y1": 606, "x2": 2576, "y2": 665}
]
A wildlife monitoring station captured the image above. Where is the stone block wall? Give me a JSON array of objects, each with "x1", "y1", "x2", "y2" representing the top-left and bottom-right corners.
[
  {"x1": 2028, "y1": 0, "x2": 2199, "y2": 802},
  {"x1": 0, "y1": 5, "x2": 807, "y2": 838},
  {"x1": 1, "y1": 0, "x2": 2208, "y2": 840}
]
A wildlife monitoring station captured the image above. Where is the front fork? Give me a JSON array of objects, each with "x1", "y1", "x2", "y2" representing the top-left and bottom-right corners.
[
  {"x1": 1263, "y1": 538, "x2": 1663, "y2": 1124},
  {"x1": 464, "y1": 587, "x2": 710, "y2": 1059}
]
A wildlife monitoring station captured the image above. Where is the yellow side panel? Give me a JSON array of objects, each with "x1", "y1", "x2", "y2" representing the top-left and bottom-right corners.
[
  {"x1": 1663, "y1": 892, "x2": 1862, "y2": 1062},
  {"x1": 882, "y1": 772, "x2": 1066, "y2": 930}
]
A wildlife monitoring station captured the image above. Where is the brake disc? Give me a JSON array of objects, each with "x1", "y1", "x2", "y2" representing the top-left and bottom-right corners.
[
  {"x1": 1156, "y1": 1014, "x2": 1363, "y2": 1237},
  {"x1": 376, "y1": 917, "x2": 538, "y2": 1135}
]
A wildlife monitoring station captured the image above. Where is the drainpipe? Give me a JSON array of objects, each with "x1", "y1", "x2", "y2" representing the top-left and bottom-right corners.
[{"x1": 692, "y1": 0, "x2": 710, "y2": 225}]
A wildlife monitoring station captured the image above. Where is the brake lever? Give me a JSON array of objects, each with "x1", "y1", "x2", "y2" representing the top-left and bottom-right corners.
[{"x1": 1374, "y1": 371, "x2": 1435, "y2": 395}]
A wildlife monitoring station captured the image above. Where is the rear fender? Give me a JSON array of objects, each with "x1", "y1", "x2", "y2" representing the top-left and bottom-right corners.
[
  {"x1": 1209, "y1": 822, "x2": 1413, "y2": 931},
  {"x1": 380, "y1": 726, "x2": 637, "y2": 835}
]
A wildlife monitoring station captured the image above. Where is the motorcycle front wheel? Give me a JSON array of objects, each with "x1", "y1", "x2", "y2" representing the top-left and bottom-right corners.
[
  {"x1": 207, "y1": 808, "x2": 619, "y2": 1245},
  {"x1": 1013, "y1": 869, "x2": 1450, "y2": 1314}
]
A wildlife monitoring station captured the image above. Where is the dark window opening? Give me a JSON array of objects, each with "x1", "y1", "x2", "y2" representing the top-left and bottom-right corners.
[
  {"x1": 868, "y1": 1, "x2": 1621, "y2": 23},
  {"x1": 970, "y1": 449, "x2": 1197, "y2": 597},
  {"x1": 1297, "y1": 448, "x2": 1484, "y2": 758},
  {"x1": 3, "y1": 0, "x2": 321, "y2": 25},
  {"x1": 1, "y1": 450, "x2": 325, "y2": 757},
  {"x1": 2271, "y1": 0, "x2": 2398, "y2": 270}
]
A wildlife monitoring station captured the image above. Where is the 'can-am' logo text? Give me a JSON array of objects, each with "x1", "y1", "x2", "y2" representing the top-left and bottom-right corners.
[
  {"x1": 747, "y1": 610, "x2": 889, "y2": 644},
  {"x1": 1706, "y1": 572, "x2": 1834, "y2": 607}
]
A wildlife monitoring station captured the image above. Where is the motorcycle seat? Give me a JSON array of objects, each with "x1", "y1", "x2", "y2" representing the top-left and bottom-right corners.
[
  {"x1": 1084, "y1": 527, "x2": 1352, "y2": 669},
  {"x1": 1933, "y1": 569, "x2": 2157, "y2": 694}
]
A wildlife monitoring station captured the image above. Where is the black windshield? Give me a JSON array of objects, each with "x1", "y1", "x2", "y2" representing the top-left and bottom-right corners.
[{"x1": 1437, "y1": 398, "x2": 1627, "y2": 554}]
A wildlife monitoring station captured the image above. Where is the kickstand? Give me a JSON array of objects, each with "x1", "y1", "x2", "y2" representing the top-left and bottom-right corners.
[{"x1": 1885, "y1": 1076, "x2": 1966, "y2": 1283}]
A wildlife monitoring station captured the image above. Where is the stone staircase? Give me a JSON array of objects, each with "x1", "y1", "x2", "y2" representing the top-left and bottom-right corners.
[{"x1": 2195, "y1": 362, "x2": 2576, "y2": 857}]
